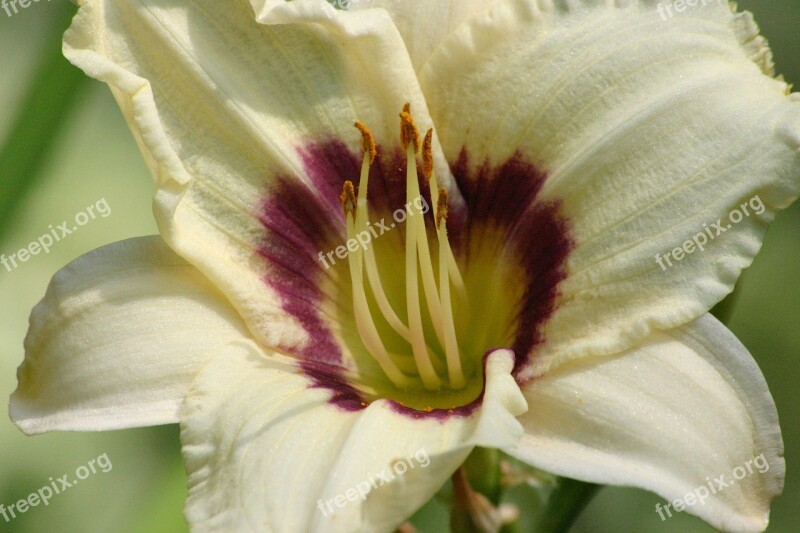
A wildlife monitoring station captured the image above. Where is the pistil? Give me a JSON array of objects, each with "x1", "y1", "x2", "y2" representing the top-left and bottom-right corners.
[{"x1": 436, "y1": 189, "x2": 465, "y2": 389}]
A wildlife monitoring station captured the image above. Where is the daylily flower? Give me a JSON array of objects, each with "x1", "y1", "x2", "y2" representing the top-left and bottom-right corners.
[{"x1": 11, "y1": 0, "x2": 800, "y2": 531}]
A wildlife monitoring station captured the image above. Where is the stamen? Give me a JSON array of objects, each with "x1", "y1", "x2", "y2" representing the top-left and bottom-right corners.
[
  {"x1": 437, "y1": 189, "x2": 465, "y2": 388},
  {"x1": 399, "y1": 103, "x2": 421, "y2": 154},
  {"x1": 363, "y1": 248, "x2": 412, "y2": 339},
  {"x1": 342, "y1": 110, "x2": 472, "y2": 392},
  {"x1": 340, "y1": 181, "x2": 356, "y2": 218},
  {"x1": 398, "y1": 106, "x2": 444, "y2": 390},
  {"x1": 398, "y1": 116, "x2": 446, "y2": 346},
  {"x1": 341, "y1": 181, "x2": 413, "y2": 389},
  {"x1": 404, "y1": 139, "x2": 442, "y2": 390},
  {"x1": 421, "y1": 128, "x2": 467, "y2": 305},
  {"x1": 354, "y1": 121, "x2": 377, "y2": 164},
  {"x1": 422, "y1": 129, "x2": 434, "y2": 183},
  {"x1": 353, "y1": 122, "x2": 412, "y2": 341},
  {"x1": 436, "y1": 188, "x2": 449, "y2": 229}
]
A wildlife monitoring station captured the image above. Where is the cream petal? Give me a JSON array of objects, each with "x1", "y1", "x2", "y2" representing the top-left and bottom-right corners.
[
  {"x1": 250, "y1": 0, "x2": 497, "y2": 73},
  {"x1": 181, "y1": 344, "x2": 526, "y2": 532},
  {"x1": 10, "y1": 236, "x2": 250, "y2": 434},
  {"x1": 508, "y1": 314, "x2": 784, "y2": 533},
  {"x1": 366, "y1": 0, "x2": 498, "y2": 72},
  {"x1": 63, "y1": 0, "x2": 451, "y2": 360},
  {"x1": 420, "y1": 0, "x2": 800, "y2": 373}
]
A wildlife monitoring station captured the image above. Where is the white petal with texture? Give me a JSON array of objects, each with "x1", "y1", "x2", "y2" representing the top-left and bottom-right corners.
[
  {"x1": 182, "y1": 345, "x2": 526, "y2": 532},
  {"x1": 421, "y1": 0, "x2": 800, "y2": 374},
  {"x1": 508, "y1": 314, "x2": 784, "y2": 533},
  {"x1": 250, "y1": 0, "x2": 496, "y2": 73},
  {"x1": 63, "y1": 0, "x2": 448, "y2": 356},
  {"x1": 11, "y1": 236, "x2": 249, "y2": 434}
]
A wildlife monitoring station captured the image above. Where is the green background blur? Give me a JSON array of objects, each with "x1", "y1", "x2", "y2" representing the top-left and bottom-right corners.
[{"x1": 0, "y1": 1, "x2": 797, "y2": 532}]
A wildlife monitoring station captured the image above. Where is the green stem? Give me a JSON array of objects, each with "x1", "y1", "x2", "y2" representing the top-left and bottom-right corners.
[
  {"x1": 0, "y1": 2, "x2": 88, "y2": 245},
  {"x1": 535, "y1": 478, "x2": 600, "y2": 533},
  {"x1": 464, "y1": 447, "x2": 502, "y2": 504}
]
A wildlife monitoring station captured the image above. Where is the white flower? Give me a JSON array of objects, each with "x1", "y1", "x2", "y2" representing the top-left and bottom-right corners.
[{"x1": 11, "y1": 1, "x2": 800, "y2": 531}]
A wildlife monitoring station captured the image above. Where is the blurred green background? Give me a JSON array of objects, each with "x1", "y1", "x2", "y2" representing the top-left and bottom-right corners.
[{"x1": 0, "y1": 1, "x2": 797, "y2": 532}]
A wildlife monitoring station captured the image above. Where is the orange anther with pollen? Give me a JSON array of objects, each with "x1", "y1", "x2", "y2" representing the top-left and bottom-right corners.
[
  {"x1": 340, "y1": 181, "x2": 357, "y2": 216},
  {"x1": 354, "y1": 121, "x2": 377, "y2": 163},
  {"x1": 399, "y1": 103, "x2": 421, "y2": 153},
  {"x1": 422, "y1": 129, "x2": 434, "y2": 180}
]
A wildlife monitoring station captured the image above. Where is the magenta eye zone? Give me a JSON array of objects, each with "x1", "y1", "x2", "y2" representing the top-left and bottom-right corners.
[{"x1": 258, "y1": 135, "x2": 573, "y2": 415}]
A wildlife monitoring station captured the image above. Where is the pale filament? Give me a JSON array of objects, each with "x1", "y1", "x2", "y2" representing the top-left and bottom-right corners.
[{"x1": 343, "y1": 109, "x2": 468, "y2": 390}]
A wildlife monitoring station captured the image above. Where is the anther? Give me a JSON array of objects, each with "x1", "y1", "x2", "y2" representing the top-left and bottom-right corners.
[
  {"x1": 422, "y1": 129, "x2": 434, "y2": 181},
  {"x1": 354, "y1": 121, "x2": 377, "y2": 164},
  {"x1": 340, "y1": 181, "x2": 356, "y2": 216},
  {"x1": 399, "y1": 103, "x2": 421, "y2": 153}
]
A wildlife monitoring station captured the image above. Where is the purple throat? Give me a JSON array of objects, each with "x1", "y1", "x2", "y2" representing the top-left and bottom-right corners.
[{"x1": 258, "y1": 140, "x2": 573, "y2": 417}]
